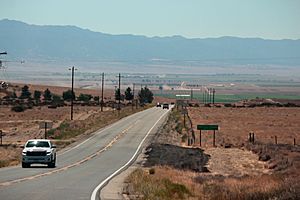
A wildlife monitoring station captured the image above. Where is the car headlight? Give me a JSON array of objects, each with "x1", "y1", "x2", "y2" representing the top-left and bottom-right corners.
[
  {"x1": 22, "y1": 151, "x2": 26, "y2": 155},
  {"x1": 46, "y1": 151, "x2": 52, "y2": 155}
]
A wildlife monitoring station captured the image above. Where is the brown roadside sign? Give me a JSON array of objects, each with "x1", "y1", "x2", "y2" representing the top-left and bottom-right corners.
[
  {"x1": 39, "y1": 122, "x2": 53, "y2": 129},
  {"x1": 181, "y1": 109, "x2": 188, "y2": 114}
]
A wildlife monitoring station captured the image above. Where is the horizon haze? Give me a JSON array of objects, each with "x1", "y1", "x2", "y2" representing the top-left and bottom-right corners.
[
  {"x1": 1, "y1": 0, "x2": 300, "y2": 40},
  {"x1": 1, "y1": 19, "x2": 300, "y2": 68}
]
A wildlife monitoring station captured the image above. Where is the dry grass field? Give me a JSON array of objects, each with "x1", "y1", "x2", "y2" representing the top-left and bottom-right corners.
[
  {"x1": 188, "y1": 107, "x2": 300, "y2": 147},
  {"x1": 0, "y1": 83, "x2": 117, "y2": 144},
  {"x1": 126, "y1": 166, "x2": 299, "y2": 200},
  {"x1": 125, "y1": 106, "x2": 300, "y2": 200}
]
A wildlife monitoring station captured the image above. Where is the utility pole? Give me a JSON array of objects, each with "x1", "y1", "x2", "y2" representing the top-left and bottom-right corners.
[
  {"x1": 69, "y1": 66, "x2": 77, "y2": 120},
  {"x1": 213, "y1": 88, "x2": 216, "y2": 105},
  {"x1": 204, "y1": 88, "x2": 208, "y2": 104},
  {"x1": 208, "y1": 88, "x2": 211, "y2": 103},
  {"x1": 101, "y1": 72, "x2": 104, "y2": 112},
  {"x1": 207, "y1": 88, "x2": 210, "y2": 103},
  {"x1": 202, "y1": 86, "x2": 205, "y2": 104},
  {"x1": 132, "y1": 83, "x2": 135, "y2": 99},
  {"x1": 132, "y1": 83, "x2": 135, "y2": 110},
  {"x1": 118, "y1": 73, "x2": 121, "y2": 110},
  {"x1": 71, "y1": 67, "x2": 74, "y2": 120},
  {"x1": 203, "y1": 90, "x2": 206, "y2": 104}
]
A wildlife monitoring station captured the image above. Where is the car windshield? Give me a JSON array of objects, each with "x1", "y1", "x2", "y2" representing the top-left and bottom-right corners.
[{"x1": 26, "y1": 141, "x2": 50, "y2": 148}]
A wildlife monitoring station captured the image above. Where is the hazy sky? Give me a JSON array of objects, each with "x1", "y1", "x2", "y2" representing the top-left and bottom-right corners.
[{"x1": 1, "y1": 0, "x2": 300, "y2": 39}]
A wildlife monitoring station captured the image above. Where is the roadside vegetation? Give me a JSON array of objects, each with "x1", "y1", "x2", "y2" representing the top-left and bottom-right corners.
[
  {"x1": 126, "y1": 166, "x2": 300, "y2": 200},
  {"x1": 0, "y1": 144, "x2": 22, "y2": 168},
  {"x1": 124, "y1": 105, "x2": 300, "y2": 200},
  {"x1": 125, "y1": 168, "x2": 192, "y2": 200},
  {"x1": 47, "y1": 105, "x2": 151, "y2": 141}
]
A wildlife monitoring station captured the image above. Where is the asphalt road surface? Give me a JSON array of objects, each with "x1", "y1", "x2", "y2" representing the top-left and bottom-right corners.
[{"x1": 0, "y1": 106, "x2": 170, "y2": 200}]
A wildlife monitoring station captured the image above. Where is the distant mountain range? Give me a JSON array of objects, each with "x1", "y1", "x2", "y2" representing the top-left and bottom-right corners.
[{"x1": 1, "y1": 19, "x2": 300, "y2": 66}]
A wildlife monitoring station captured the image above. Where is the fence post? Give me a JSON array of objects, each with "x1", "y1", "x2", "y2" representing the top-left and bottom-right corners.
[
  {"x1": 0, "y1": 130, "x2": 2, "y2": 146},
  {"x1": 200, "y1": 130, "x2": 202, "y2": 147},
  {"x1": 213, "y1": 130, "x2": 216, "y2": 147}
]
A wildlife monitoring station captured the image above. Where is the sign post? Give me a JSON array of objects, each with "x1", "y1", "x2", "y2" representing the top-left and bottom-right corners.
[
  {"x1": 197, "y1": 124, "x2": 219, "y2": 147},
  {"x1": 39, "y1": 122, "x2": 53, "y2": 139},
  {"x1": 213, "y1": 130, "x2": 216, "y2": 147},
  {"x1": 181, "y1": 109, "x2": 187, "y2": 128},
  {"x1": 199, "y1": 129, "x2": 202, "y2": 147}
]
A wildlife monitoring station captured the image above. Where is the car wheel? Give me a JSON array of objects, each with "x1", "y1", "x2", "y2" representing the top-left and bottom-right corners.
[
  {"x1": 22, "y1": 162, "x2": 30, "y2": 168},
  {"x1": 48, "y1": 159, "x2": 56, "y2": 168}
]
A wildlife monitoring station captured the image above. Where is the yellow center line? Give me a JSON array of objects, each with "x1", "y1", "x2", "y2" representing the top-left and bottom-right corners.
[{"x1": 0, "y1": 120, "x2": 139, "y2": 187}]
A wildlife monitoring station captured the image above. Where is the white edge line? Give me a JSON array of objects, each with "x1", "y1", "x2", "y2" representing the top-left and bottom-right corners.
[
  {"x1": 58, "y1": 107, "x2": 155, "y2": 156},
  {"x1": 91, "y1": 109, "x2": 170, "y2": 200}
]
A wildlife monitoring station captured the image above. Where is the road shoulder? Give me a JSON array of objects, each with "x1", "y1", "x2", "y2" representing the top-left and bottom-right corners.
[
  {"x1": 100, "y1": 150, "x2": 146, "y2": 200},
  {"x1": 100, "y1": 108, "x2": 170, "y2": 200}
]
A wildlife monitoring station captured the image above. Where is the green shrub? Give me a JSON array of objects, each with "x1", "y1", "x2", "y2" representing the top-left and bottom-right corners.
[{"x1": 11, "y1": 104, "x2": 25, "y2": 112}]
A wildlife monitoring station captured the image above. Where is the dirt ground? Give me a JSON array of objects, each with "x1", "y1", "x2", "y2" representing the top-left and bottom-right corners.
[
  {"x1": 0, "y1": 105, "x2": 112, "y2": 143},
  {"x1": 8, "y1": 83, "x2": 115, "y2": 99},
  {"x1": 0, "y1": 83, "x2": 120, "y2": 143},
  {"x1": 204, "y1": 147, "x2": 269, "y2": 177},
  {"x1": 143, "y1": 108, "x2": 270, "y2": 177}
]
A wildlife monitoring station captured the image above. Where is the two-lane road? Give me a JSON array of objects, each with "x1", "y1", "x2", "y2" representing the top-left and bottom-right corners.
[{"x1": 0, "y1": 106, "x2": 170, "y2": 200}]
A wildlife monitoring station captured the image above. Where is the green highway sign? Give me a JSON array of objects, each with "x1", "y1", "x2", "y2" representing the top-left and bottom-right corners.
[{"x1": 197, "y1": 124, "x2": 219, "y2": 131}]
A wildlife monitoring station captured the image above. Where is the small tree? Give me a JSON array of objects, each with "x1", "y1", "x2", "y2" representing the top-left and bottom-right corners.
[
  {"x1": 63, "y1": 90, "x2": 75, "y2": 102},
  {"x1": 115, "y1": 88, "x2": 121, "y2": 101},
  {"x1": 138, "y1": 87, "x2": 153, "y2": 104},
  {"x1": 43, "y1": 88, "x2": 52, "y2": 101},
  {"x1": 33, "y1": 90, "x2": 41, "y2": 103},
  {"x1": 78, "y1": 93, "x2": 93, "y2": 102},
  {"x1": 52, "y1": 94, "x2": 62, "y2": 103},
  {"x1": 46, "y1": 94, "x2": 63, "y2": 108},
  {"x1": 19, "y1": 85, "x2": 31, "y2": 99},
  {"x1": 10, "y1": 91, "x2": 17, "y2": 99},
  {"x1": 125, "y1": 87, "x2": 134, "y2": 101},
  {"x1": 12, "y1": 104, "x2": 25, "y2": 112},
  {"x1": 94, "y1": 96, "x2": 100, "y2": 104}
]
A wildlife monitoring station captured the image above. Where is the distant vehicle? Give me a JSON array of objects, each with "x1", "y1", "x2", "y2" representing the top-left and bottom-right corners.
[
  {"x1": 21, "y1": 139, "x2": 56, "y2": 168},
  {"x1": 0, "y1": 81, "x2": 8, "y2": 89},
  {"x1": 156, "y1": 102, "x2": 161, "y2": 107},
  {"x1": 170, "y1": 102, "x2": 175, "y2": 105},
  {"x1": 162, "y1": 103, "x2": 169, "y2": 109}
]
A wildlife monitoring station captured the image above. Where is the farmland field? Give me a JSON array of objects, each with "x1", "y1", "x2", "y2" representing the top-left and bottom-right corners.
[{"x1": 155, "y1": 92, "x2": 300, "y2": 103}]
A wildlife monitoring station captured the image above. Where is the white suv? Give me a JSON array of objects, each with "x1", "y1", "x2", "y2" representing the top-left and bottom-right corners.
[{"x1": 22, "y1": 139, "x2": 56, "y2": 168}]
